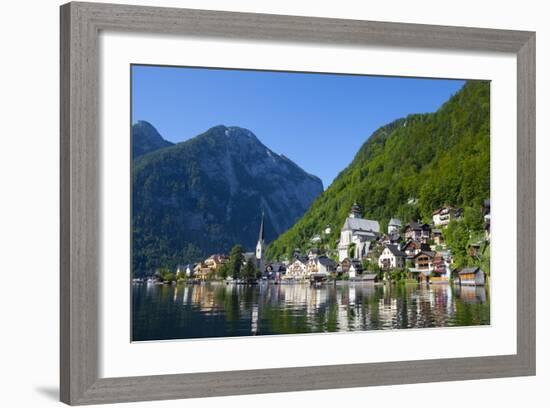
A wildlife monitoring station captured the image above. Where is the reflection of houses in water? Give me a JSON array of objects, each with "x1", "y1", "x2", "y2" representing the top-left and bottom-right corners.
[
  {"x1": 190, "y1": 284, "x2": 217, "y2": 312},
  {"x1": 454, "y1": 285, "x2": 487, "y2": 304},
  {"x1": 251, "y1": 305, "x2": 259, "y2": 335}
]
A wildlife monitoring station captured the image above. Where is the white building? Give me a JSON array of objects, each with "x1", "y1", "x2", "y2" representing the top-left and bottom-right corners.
[
  {"x1": 388, "y1": 218, "x2": 402, "y2": 234},
  {"x1": 378, "y1": 244, "x2": 406, "y2": 270},
  {"x1": 307, "y1": 255, "x2": 336, "y2": 277},
  {"x1": 432, "y1": 206, "x2": 457, "y2": 227},
  {"x1": 337, "y1": 203, "x2": 380, "y2": 262},
  {"x1": 255, "y1": 211, "x2": 266, "y2": 273},
  {"x1": 284, "y1": 256, "x2": 308, "y2": 280}
]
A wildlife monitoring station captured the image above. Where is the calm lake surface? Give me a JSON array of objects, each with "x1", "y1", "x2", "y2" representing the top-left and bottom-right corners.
[{"x1": 132, "y1": 282, "x2": 490, "y2": 341}]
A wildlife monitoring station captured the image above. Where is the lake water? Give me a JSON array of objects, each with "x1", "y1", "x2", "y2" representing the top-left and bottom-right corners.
[{"x1": 132, "y1": 281, "x2": 490, "y2": 341}]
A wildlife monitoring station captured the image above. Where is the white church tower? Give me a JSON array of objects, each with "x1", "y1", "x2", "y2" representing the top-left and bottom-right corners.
[{"x1": 255, "y1": 210, "x2": 266, "y2": 273}]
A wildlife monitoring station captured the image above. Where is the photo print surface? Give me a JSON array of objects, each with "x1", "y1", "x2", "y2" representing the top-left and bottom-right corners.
[{"x1": 131, "y1": 65, "x2": 491, "y2": 341}]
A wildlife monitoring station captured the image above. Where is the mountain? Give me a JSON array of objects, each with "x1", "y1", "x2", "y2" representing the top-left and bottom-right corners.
[
  {"x1": 267, "y1": 80, "x2": 490, "y2": 260},
  {"x1": 131, "y1": 120, "x2": 173, "y2": 158},
  {"x1": 132, "y1": 125, "x2": 323, "y2": 275}
]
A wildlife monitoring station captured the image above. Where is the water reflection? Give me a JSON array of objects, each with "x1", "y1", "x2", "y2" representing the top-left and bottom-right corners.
[{"x1": 132, "y1": 282, "x2": 490, "y2": 341}]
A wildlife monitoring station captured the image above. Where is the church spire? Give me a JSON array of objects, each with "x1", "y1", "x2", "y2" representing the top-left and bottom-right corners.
[
  {"x1": 256, "y1": 210, "x2": 266, "y2": 273},
  {"x1": 258, "y1": 210, "x2": 265, "y2": 243}
]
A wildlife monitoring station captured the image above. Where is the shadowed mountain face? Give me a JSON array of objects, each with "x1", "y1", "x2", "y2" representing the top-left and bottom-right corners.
[
  {"x1": 131, "y1": 120, "x2": 174, "y2": 158},
  {"x1": 132, "y1": 124, "x2": 323, "y2": 275}
]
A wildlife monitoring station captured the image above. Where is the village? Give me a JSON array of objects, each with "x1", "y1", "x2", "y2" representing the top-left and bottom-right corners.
[{"x1": 140, "y1": 201, "x2": 490, "y2": 288}]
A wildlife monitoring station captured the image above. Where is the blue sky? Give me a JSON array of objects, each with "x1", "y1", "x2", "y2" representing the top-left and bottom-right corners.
[{"x1": 132, "y1": 65, "x2": 465, "y2": 189}]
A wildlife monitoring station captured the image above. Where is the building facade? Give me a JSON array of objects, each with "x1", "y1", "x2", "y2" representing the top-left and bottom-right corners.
[{"x1": 337, "y1": 203, "x2": 380, "y2": 261}]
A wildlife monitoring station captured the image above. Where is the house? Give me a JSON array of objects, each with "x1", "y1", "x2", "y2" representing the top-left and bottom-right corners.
[
  {"x1": 337, "y1": 203, "x2": 380, "y2": 261},
  {"x1": 348, "y1": 260, "x2": 363, "y2": 279},
  {"x1": 411, "y1": 251, "x2": 436, "y2": 275},
  {"x1": 432, "y1": 206, "x2": 458, "y2": 227},
  {"x1": 388, "y1": 218, "x2": 402, "y2": 234},
  {"x1": 362, "y1": 273, "x2": 378, "y2": 282},
  {"x1": 243, "y1": 252, "x2": 256, "y2": 263},
  {"x1": 307, "y1": 247, "x2": 320, "y2": 260},
  {"x1": 401, "y1": 239, "x2": 430, "y2": 258},
  {"x1": 403, "y1": 222, "x2": 431, "y2": 243},
  {"x1": 306, "y1": 255, "x2": 337, "y2": 280},
  {"x1": 204, "y1": 254, "x2": 228, "y2": 272},
  {"x1": 193, "y1": 262, "x2": 212, "y2": 280},
  {"x1": 176, "y1": 264, "x2": 193, "y2": 278},
  {"x1": 316, "y1": 256, "x2": 337, "y2": 275},
  {"x1": 378, "y1": 244, "x2": 407, "y2": 270},
  {"x1": 483, "y1": 199, "x2": 491, "y2": 240},
  {"x1": 265, "y1": 262, "x2": 286, "y2": 280},
  {"x1": 457, "y1": 267, "x2": 485, "y2": 286},
  {"x1": 432, "y1": 229, "x2": 444, "y2": 245},
  {"x1": 284, "y1": 255, "x2": 308, "y2": 280},
  {"x1": 468, "y1": 243, "x2": 482, "y2": 257},
  {"x1": 380, "y1": 233, "x2": 402, "y2": 246},
  {"x1": 432, "y1": 254, "x2": 447, "y2": 277},
  {"x1": 337, "y1": 258, "x2": 351, "y2": 274}
]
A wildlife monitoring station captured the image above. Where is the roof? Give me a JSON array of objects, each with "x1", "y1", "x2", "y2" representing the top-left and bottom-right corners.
[
  {"x1": 389, "y1": 218, "x2": 402, "y2": 226},
  {"x1": 401, "y1": 239, "x2": 420, "y2": 249},
  {"x1": 413, "y1": 250, "x2": 436, "y2": 259},
  {"x1": 404, "y1": 221, "x2": 430, "y2": 231},
  {"x1": 268, "y1": 262, "x2": 285, "y2": 272},
  {"x1": 432, "y1": 206, "x2": 455, "y2": 216},
  {"x1": 389, "y1": 233, "x2": 401, "y2": 241},
  {"x1": 293, "y1": 254, "x2": 308, "y2": 264},
  {"x1": 459, "y1": 267, "x2": 481, "y2": 275},
  {"x1": 317, "y1": 256, "x2": 336, "y2": 267},
  {"x1": 342, "y1": 217, "x2": 380, "y2": 233},
  {"x1": 385, "y1": 244, "x2": 407, "y2": 257},
  {"x1": 363, "y1": 273, "x2": 378, "y2": 280}
]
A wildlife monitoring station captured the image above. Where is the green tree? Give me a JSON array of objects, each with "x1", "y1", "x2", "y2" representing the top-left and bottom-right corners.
[
  {"x1": 243, "y1": 258, "x2": 259, "y2": 280},
  {"x1": 218, "y1": 263, "x2": 229, "y2": 279},
  {"x1": 228, "y1": 245, "x2": 245, "y2": 279}
]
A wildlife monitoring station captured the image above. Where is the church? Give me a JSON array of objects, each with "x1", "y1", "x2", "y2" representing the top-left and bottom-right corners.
[
  {"x1": 337, "y1": 203, "x2": 380, "y2": 262},
  {"x1": 255, "y1": 210, "x2": 266, "y2": 273}
]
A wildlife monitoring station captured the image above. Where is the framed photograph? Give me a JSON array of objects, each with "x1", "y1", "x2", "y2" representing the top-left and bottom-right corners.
[{"x1": 60, "y1": 1, "x2": 535, "y2": 405}]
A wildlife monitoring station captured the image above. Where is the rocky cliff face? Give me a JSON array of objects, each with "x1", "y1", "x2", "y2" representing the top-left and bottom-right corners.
[{"x1": 132, "y1": 124, "x2": 323, "y2": 274}]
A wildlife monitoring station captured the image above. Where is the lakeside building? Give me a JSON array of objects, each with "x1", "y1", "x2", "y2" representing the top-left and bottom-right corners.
[
  {"x1": 255, "y1": 211, "x2": 266, "y2": 273},
  {"x1": 337, "y1": 203, "x2": 380, "y2": 262},
  {"x1": 378, "y1": 244, "x2": 407, "y2": 270},
  {"x1": 456, "y1": 267, "x2": 486, "y2": 286},
  {"x1": 285, "y1": 255, "x2": 308, "y2": 280}
]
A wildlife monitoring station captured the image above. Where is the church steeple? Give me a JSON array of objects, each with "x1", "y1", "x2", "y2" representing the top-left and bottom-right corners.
[
  {"x1": 256, "y1": 210, "x2": 265, "y2": 272},
  {"x1": 350, "y1": 202, "x2": 362, "y2": 218},
  {"x1": 258, "y1": 210, "x2": 265, "y2": 243}
]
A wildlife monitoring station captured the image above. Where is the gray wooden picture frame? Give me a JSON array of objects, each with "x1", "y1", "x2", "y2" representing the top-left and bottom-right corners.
[{"x1": 60, "y1": 1, "x2": 536, "y2": 405}]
